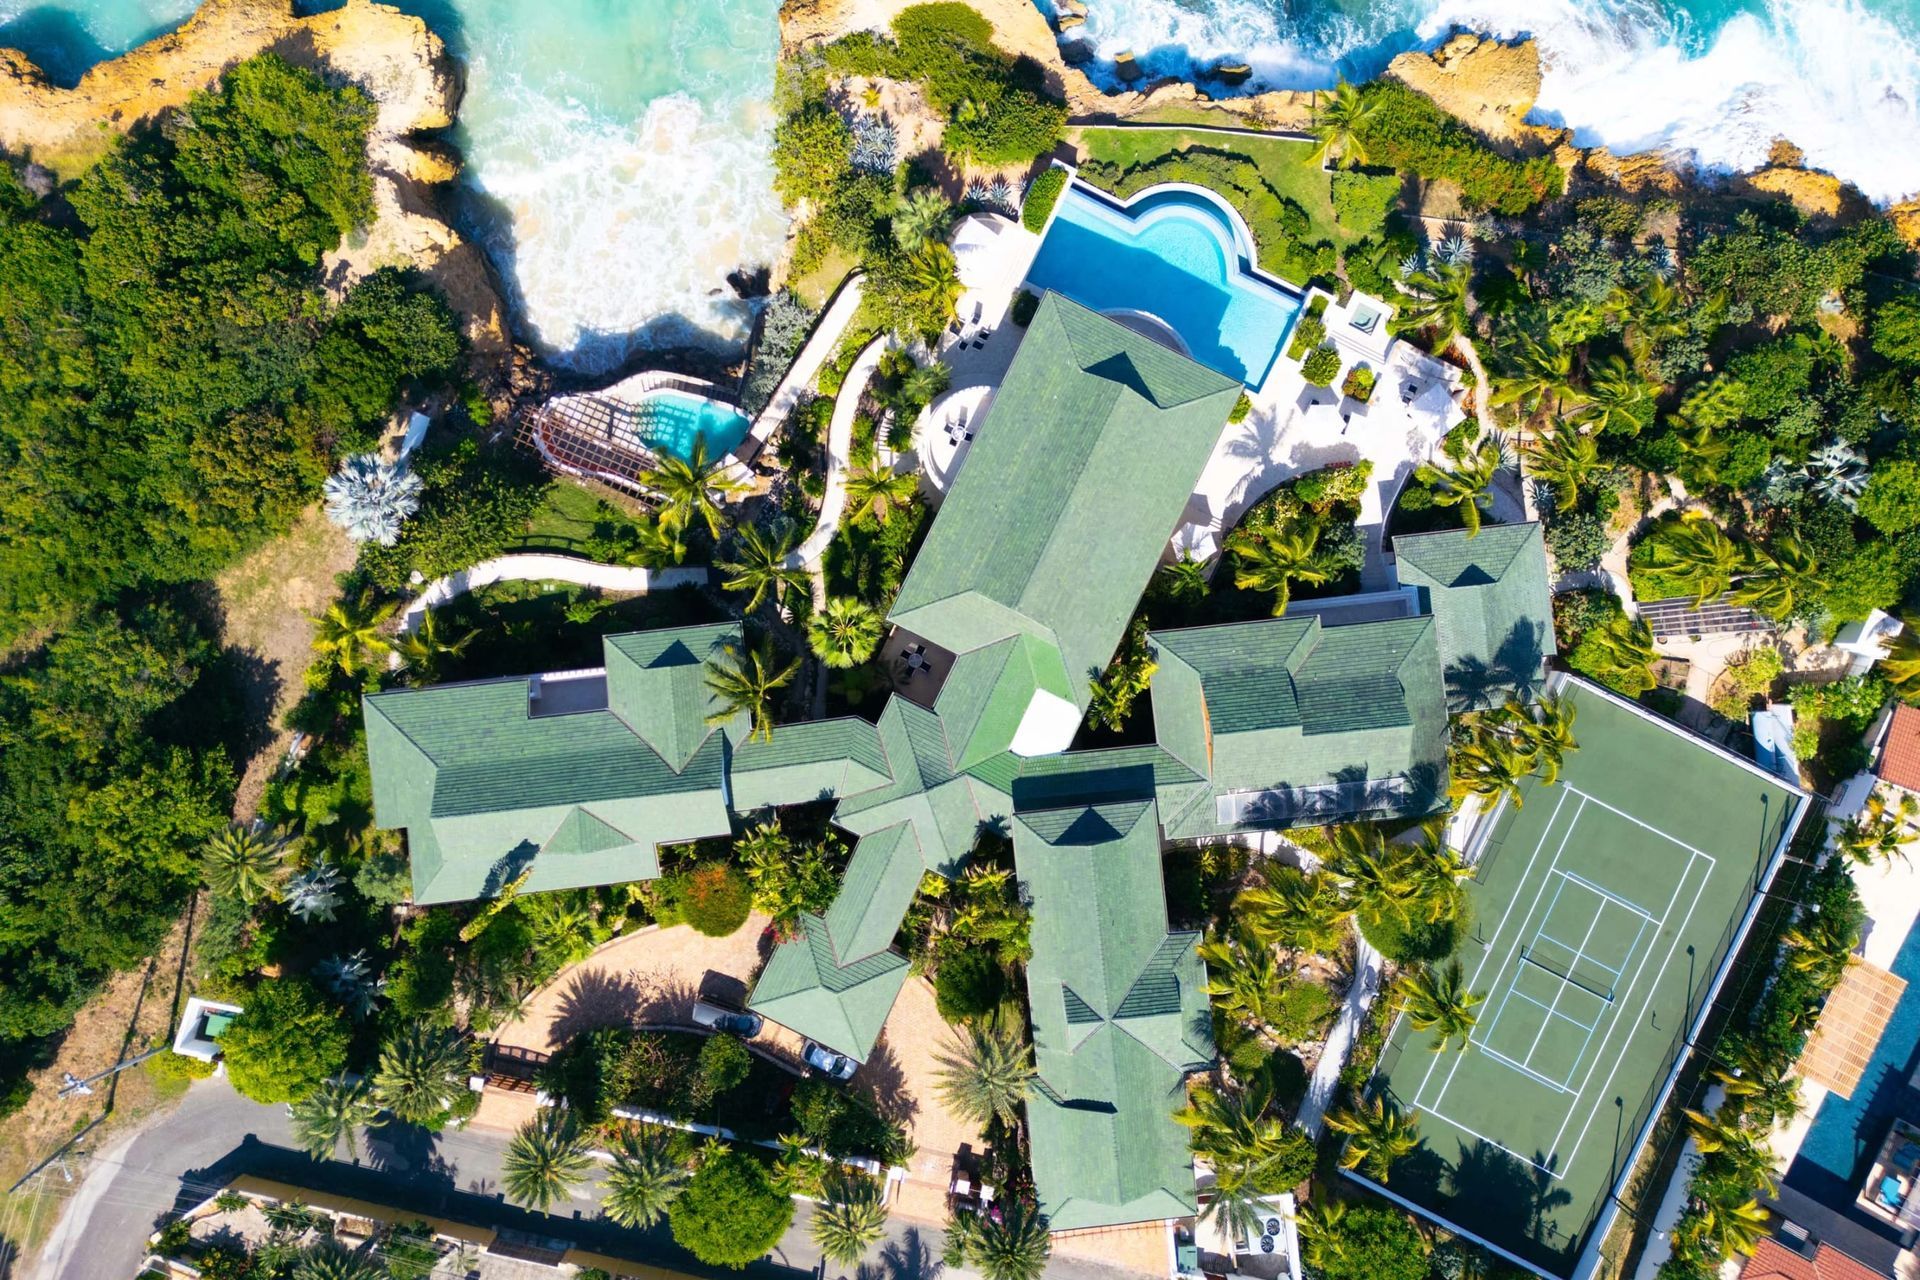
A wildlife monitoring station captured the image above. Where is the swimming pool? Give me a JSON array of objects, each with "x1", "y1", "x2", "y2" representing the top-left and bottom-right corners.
[
  {"x1": 636, "y1": 389, "x2": 751, "y2": 464},
  {"x1": 1788, "y1": 910, "x2": 1920, "y2": 1211},
  {"x1": 1022, "y1": 181, "x2": 1305, "y2": 388}
]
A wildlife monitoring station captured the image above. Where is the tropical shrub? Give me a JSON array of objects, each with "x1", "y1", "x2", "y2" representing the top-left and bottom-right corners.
[
  {"x1": 1304, "y1": 1204, "x2": 1429, "y2": 1280},
  {"x1": 1331, "y1": 169, "x2": 1400, "y2": 236},
  {"x1": 668, "y1": 1150, "x2": 795, "y2": 1268},
  {"x1": 933, "y1": 948, "x2": 1005, "y2": 1023},
  {"x1": 1021, "y1": 167, "x2": 1066, "y2": 233},
  {"x1": 538, "y1": 1025, "x2": 637, "y2": 1125},
  {"x1": 772, "y1": 104, "x2": 853, "y2": 207},
  {"x1": 1860, "y1": 460, "x2": 1920, "y2": 535},
  {"x1": 1301, "y1": 343, "x2": 1342, "y2": 387},
  {"x1": 220, "y1": 977, "x2": 351, "y2": 1104},
  {"x1": 1544, "y1": 509, "x2": 1609, "y2": 572},
  {"x1": 671, "y1": 862, "x2": 754, "y2": 937},
  {"x1": 741, "y1": 292, "x2": 815, "y2": 416},
  {"x1": 1341, "y1": 366, "x2": 1376, "y2": 402},
  {"x1": 693, "y1": 1034, "x2": 753, "y2": 1106},
  {"x1": 1350, "y1": 81, "x2": 1563, "y2": 213},
  {"x1": 1285, "y1": 309, "x2": 1328, "y2": 361},
  {"x1": 1873, "y1": 292, "x2": 1920, "y2": 366},
  {"x1": 358, "y1": 439, "x2": 550, "y2": 590}
]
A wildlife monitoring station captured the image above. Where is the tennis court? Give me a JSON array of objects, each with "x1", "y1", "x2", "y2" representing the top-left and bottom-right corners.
[{"x1": 1363, "y1": 679, "x2": 1805, "y2": 1280}]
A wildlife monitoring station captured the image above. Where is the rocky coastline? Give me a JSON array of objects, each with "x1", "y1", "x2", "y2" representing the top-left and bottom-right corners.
[{"x1": 779, "y1": 0, "x2": 1920, "y2": 246}]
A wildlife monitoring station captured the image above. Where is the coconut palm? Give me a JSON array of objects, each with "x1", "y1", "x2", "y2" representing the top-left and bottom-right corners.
[
  {"x1": 640, "y1": 437, "x2": 749, "y2": 541},
  {"x1": 1584, "y1": 613, "x2": 1658, "y2": 694},
  {"x1": 395, "y1": 608, "x2": 475, "y2": 685},
  {"x1": 1196, "y1": 925, "x2": 1295, "y2": 1038},
  {"x1": 1400, "y1": 837, "x2": 1471, "y2": 925},
  {"x1": 1492, "y1": 333, "x2": 1583, "y2": 422},
  {"x1": 1233, "y1": 522, "x2": 1330, "y2": 615},
  {"x1": 1400, "y1": 960, "x2": 1483, "y2": 1052},
  {"x1": 960, "y1": 1201, "x2": 1052, "y2": 1280},
  {"x1": 1694, "y1": 1197, "x2": 1772, "y2": 1258},
  {"x1": 1782, "y1": 912, "x2": 1858, "y2": 987},
  {"x1": 900, "y1": 358, "x2": 952, "y2": 409},
  {"x1": 1881, "y1": 617, "x2": 1920, "y2": 702},
  {"x1": 1309, "y1": 80, "x2": 1379, "y2": 168},
  {"x1": 933, "y1": 1024, "x2": 1035, "y2": 1129},
  {"x1": 1709, "y1": 1042, "x2": 1800, "y2": 1127},
  {"x1": 1576, "y1": 355, "x2": 1658, "y2": 436},
  {"x1": 1616, "y1": 277, "x2": 1689, "y2": 367},
  {"x1": 312, "y1": 590, "x2": 397, "y2": 677},
  {"x1": 602, "y1": 1125, "x2": 687, "y2": 1228},
  {"x1": 1451, "y1": 732, "x2": 1532, "y2": 810},
  {"x1": 1200, "y1": 1158, "x2": 1273, "y2": 1244},
  {"x1": 1730, "y1": 537, "x2": 1823, "y2": 621},
  {"x1": 1396, "y1": 261, "x2": 1473, "y2": 348},
  {"x1": 718, "y1": 523, "x2": 806, "y2": 614},
  {"x1": 202, "y1": 822, "x2": 289, "y2": 904},
  {"x1": 1683, "y1": 1106, "x2": 1761, "y2": 1157},
  {"x1": 1414, "y1": 435, "x2": 1506, "y2": 537},
  {"x1": 371, "y1": 1025, "x2": 470, "y2": 1127},
  {"x1": 1238, "y1": 865, "x2": 1352, "y2": 955},
  {"x1": 1514, "y1": 694, "x2": 1578, "y2": 785},
  {"x1": 288, "y1": 1076, "x2": 380, "y2": 1160},
  {"x1": 1645, "y1": 515, "x2": 1742, "y2": 606},
  {"x1": 893, "y1": 187, "x2": 952, "y2": 250},
  {"x1": 1835, "y1": 791, "x2": 1919, "y2": 868},
  {"x1": 1174, "y1": 1078, "x2": 1286, "y2": 1169},
  {"x1": 323, "y1": 453, "x2": 422, "y2": 546},
  {"x1": 1525, "y1": 426, "x2": 1601, "y2": 512},
  {"x1": 1297, "y1": 1199, "x2": 1352, "y2": 1273},
  {"x1": 812, "y1": 1176, "x2": 888, "y2": 1266},
  {"x1": 502, "y1": 1109, "x2": 593, "y2": 1212},
  {"x1": 808, "y1": 596, "x2": 885, "y2": 669},
  {"x1": 1326, "y1": 1094, "x2": 1420, "y2": 1182},
  {"x1": 844, "y1": 463, "x2": 918, "y2": 526},
  {"x1": 293, "y1": 1242, "x2": 385, "y2": 1280},
  {"x1": 704, "y1": 638, "x2": 801, "y2": 744}
]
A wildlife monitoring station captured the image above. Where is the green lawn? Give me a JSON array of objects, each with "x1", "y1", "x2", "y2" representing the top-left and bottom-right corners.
[
  {"x1": 514, "y1": 479, "x2": 619, "y2": 554},
  {"x1": 1072, "y1": 126, "x2": 1368, "y2": 250}
]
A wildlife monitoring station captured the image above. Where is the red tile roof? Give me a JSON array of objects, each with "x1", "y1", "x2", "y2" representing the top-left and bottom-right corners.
[
  {"x1": 1742, "y1": 1238, "x2": 1886, "y2": 1280},
  {"x1": 1877, "y1": 703, "x2": 1920, "y2": 794}
]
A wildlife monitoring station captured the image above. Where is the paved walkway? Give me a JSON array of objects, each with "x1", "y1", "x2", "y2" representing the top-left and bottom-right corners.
[
  {"x1": 749, "y1": 273, "x2": 866, "y2": 447},
  {"x1": 399, "y1": 555, "x2": 710, "y2": 633},
  {"x1": 1297, "y1": 930, "x2": 1383, "y2": 1134},
  {"x1": 862, "y1": 977, "x2": 986, "y2": 1225},
  {"x1": 787, "y1": 335, "x2": 890, "y2": 607}
]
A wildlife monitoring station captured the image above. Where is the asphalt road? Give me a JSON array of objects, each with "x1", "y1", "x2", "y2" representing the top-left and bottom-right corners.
[{"x1": 27, "y1": 1080, "x2": 1144, "y2": 1280}]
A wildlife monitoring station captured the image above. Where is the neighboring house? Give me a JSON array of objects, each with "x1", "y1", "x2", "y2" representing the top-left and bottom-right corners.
[
  {"x1": 1875, "y1": 702, "x2": 1920, "y2": 797},
  {"x1": 1740, "y1": 1234, "x2": 1893, "y2": 1280},
  {"x1": 361, "y1": 290, "x2": 1558, "y2": 1234}
]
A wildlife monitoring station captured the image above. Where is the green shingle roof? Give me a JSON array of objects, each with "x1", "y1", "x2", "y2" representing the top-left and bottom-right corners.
[
  {"x1": 1392, "y1": 523, "x2": 1555, "y2": 708},
  {"x1": 729, "y1": 717, "x2": 892, "y2": 811},
  {"x1": 935, "y1": 633, "x2": 1075, "y2": 770},
  {"x1": 890, "y1": 293, "x2": 1240, "y2": 714},
  {"x1": 1014, "y1": 796, "x2": 1211, "y2": 1230},
  {"x1": 604, "y1": 625, "x2": 737, "y2": 768},
  {"x1": 833, "y1": 697, "x2": 989, "y2": 877},
  {"x1": 823, "y1": 823, "x2": 924, "y2": 963},
  {"x1": 1149, "y1": 614, "x2": 1450, "y2": 837},
  {"x1": 747, "y1": 913, "x2": 910, "y2": 1062}
]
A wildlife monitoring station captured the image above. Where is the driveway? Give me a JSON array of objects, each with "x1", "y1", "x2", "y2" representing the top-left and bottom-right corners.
[{"x1": 31, "y1": 1078, "x2": 1157, "y2": 1280}]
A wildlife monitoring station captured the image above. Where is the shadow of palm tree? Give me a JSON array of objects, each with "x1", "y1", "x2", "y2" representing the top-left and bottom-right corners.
[
  {"x1": 857, "y1": 1033, "x2": 920, "y2": 1129},
  {"x1": 547, "y1": 968, "x2": 646, "y2": 1044},
  {"x1": 857, "y1": 1225, "x2": 943, "y2": 1280}
]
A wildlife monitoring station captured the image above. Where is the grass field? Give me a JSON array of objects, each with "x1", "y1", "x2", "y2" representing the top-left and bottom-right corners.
[
  {"x1": 1365, "y1": 680, "x2": 1805, "y2": 1279},
  {"x1": 1070, "y1": 126, "x2": 1366, "y2": 250}
]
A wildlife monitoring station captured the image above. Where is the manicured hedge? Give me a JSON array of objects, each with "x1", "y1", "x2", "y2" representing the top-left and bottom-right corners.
[{"x1": 1022, "y1": 167, "x2": 1066, "y2": 232}]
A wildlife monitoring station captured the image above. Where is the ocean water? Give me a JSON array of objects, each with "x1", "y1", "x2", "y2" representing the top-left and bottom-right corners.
[
  {"x1": 0, "y1": 0, "x2": 790, "y2": 374},
  {"x1": 1041, "y1": 0, "x2": 1920, "y2": 204}
]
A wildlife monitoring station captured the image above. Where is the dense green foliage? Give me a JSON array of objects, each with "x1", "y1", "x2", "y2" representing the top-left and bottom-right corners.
[
  {"x1": 1022, "y1": 167, "x2": 1066, "y2": 232},
  {"x1": 0, "y1": 599, "x2": 239, "y2": 1105},
  {"x1": 1352, "y1": 81, "x2": 1564, "y2": 213},
  {"x1": 668, "y1": 1150, "x2": 795, "y2": 1267},
  {"x1": 0, "y1": 55, "x2": 460, "y2": 640},
  {"x1": 220, "y1": 976, "x2": 352, "y2": 1103},
  {"x1": 1303, "y1": 1205, "x2": 1430, "y2": 1280},
  {"x1": 359, "y1": 438, "x2": 550, "y2": 589}
]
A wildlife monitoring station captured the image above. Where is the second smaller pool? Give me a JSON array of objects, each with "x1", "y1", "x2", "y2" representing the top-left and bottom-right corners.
[{"x1": 637, "y1": 389, "x2": 751, "y2": 464}]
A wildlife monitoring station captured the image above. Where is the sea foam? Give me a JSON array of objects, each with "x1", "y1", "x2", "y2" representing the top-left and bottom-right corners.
[{"x1": 1049, "y1": 0, "x2": 1920, "y2": 204}]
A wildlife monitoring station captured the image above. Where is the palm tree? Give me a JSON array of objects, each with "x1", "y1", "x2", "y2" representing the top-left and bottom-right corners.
[
  {"x1": 1709, "y1": 1038, "x2": 1799, "y2": 1126},
  {"x1": 602, "y1": 1125, "x2": 686, "y2": 1228},
  {"x1": 962, "y1": 1202, "x2": 1052, "y2": 1280},
  {"x1": 704, "y1": 638, "x2": 801, "y2": 744},
  {"x1": 1683, "y1": 1106, "x2": 1761, "y2": 1157},
  {"x1": 202, "y1": 823, "x2": 289, "y2": 904},
  {"x1": 323, "y1": 453, "x2": 422, "y2": 546},
  {"x1": 1694, "y1": 1197, "x2": 1771, "y2": 1258},
  {"x1": 1584, "y1": 614, "x2": 1658, "y2": 694},
  {"x1": 1492, "y1": 333, "x2": 1583, "y2": 422},
  {"x1": 812, "y1": 1176, "x2": 888, "y2": 1266},
  {"x1": 1233, "y1": 523, "x2": 1329, "y2": 615},
  {"x1": 1451, "y1": 733, "x2": 1532, "y2": 809},
  {"x1": 502, "y1": 1109, "x2": 593, "y2": 1212},
  {"x1": 1330, "y1": 831, "x2": 1419, "y2": 926},
  {"x1": 1730, "y1": 537, "x2": 1823, "y2": 621},
  {"x1": 288, "y1": 1076, "x2": 379, "y2": 1160},
  {"x1": 808, "y1": 596, "x2": 884, "y2": 669},
  {"x1": 1401, "y1": 960, "x2": 1483, "y2": 1052},
  {"x1": 1297, "y1": 1199, "x2": 1352, "y2": 1274},
  {"x1": 898, "y1": 243, "x2": 962, "y2": 327},
  {"x1": 1414, "y1": 435, "x2": 1506, "y2": 537},
  {"x1": 1835, "y1": 791, "x2": 1918, "y2": 868},
  {"x1": 371, "y1": 1025, "x2": 470, "y2": 1127},
  {"x1": 1174, "y1": 1079, "x2": 1286, "y2": 1169},
  {"x1": 293, "y1": 1242, "x2": 385, "y2": 1280},
  {"x1": 844, "y1": 463, "x2": 918, "y2": 526},
  {"x1": 312, "y1": 589, "x2": 397, "y2": 677},
  {"x1": 1200, "y1": 1158, "x2": 1273, "y2": 1245},
  {"x1": 893, "y1": 187, "x2": 952, "y2": 250},
  {"x1": 900, "y1": 359, "x2": 951, "y2": 409},
  {"x1": 1617, "y1": 277, "x2": 1689, "y2": 368},
  {"x1": 1881, "y1": 617, "x2": 1920, "y2": 703},
  {"x1": 717, "y1": 523, "x2": 806, "y2": 614},
  {"x1": 640, "y1": 437, "x2": 749, "y2": 542},
  {"x1": 1197, "y1": 926, "x2": 1297, "y2": 1040},
  {"x1": 1156, "y1": 553, "x2": 1210, "y2": 604},
  {"x1": 933, "y1": 1024, "x2": 1034, "y2": 1129},
  {"x1": 1238, "y1": 865, "x2": 1352, "y2": 955},
  {"x1": 1326, "y1": 1094, "x2": 1420, "y2": 1182},
  {"x1": 395, "y1": 608, "x2": 475, "y2": 685},
  {"x1": 1515, "y1": 694, "x2": 1578, "y2": 785},
  {"x1": 1309, "y1": 80, "x2": 1379, "y2": 168},
  {"x1": 1526, "y1": 426, "x2": 1601, "y2": 512},
  {"x1": 1400, "y1": 838, "x2": 1470, "y2": 925},
  {"x1": 1396, "y1": 261, "x2": 1473, "y2": 348},
  {"x1": 1576, "y1": 355, "x2": 1657, "y2": 436},
  {"x1": 1783, "y1": 912, "x2": 1858, "y2": 987},
  {"x1": 1644, "y1": 515, "x2": 1741, "y2": 606}
]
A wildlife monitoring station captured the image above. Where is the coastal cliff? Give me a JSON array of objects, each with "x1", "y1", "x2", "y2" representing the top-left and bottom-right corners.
[{"x1": 0, "y1": 0, "x2": 509, "y2": 365}]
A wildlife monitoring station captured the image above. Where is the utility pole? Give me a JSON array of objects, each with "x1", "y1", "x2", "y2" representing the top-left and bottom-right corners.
[{"x1": 57, "y1": 1045, "x2": 167, "y2": 1100}]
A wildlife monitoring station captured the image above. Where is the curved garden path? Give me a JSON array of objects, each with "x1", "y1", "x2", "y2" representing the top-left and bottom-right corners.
[
  {"x1": 785, "y1": 334, "x2": 892, "y2": 606},
  {"x1": 747, "y1": 272, "x2": 867, "y2": 447},
  {"x1": 399, "y1": 554, "x2": 710, "y2": 633}
]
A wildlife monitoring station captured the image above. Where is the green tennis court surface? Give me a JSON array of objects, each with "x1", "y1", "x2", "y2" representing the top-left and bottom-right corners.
[{"x1": 1364, "y1": 680, "x2": 1804, "y2": 1279}]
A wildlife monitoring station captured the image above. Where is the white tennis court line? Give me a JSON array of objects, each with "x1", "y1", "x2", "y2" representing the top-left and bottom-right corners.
[
  {"x1": 1410, "y1": 785, "x2": 1714, "y2": 1182},
  {"x1": 1517, "y1": 890, "x2": 1609, "y2": 1072},
  {"x1": 1506, "y1": 984, "x2": 1602, "y2": 1034},
  {"x1": 1475, "y1": 1041, "x2": 1577, "y2": 1096},
  {"x1": 1557, "y1": 869, "x2": 1659, "y2": 923}
]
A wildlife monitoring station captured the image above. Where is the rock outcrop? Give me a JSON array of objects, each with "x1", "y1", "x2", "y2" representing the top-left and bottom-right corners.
[
  {"x1": 0, "y1": 0, "x2": 508, "y2": 366},
  {"x1": 1384, "y1": 31, "x2": 1551, "y2": 147}
]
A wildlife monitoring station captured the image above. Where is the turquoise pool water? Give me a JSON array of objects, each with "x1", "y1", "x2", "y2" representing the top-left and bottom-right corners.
[
  {"x1": 1023, "y1": 183, "x2": 1303, "y2": 387},
  {"x1": 637, "y1": 390, "x2": 751, "y2": 464},
  {"x1": 1788, "y1": 911, "x2": 1920, "y2": 1206}
]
